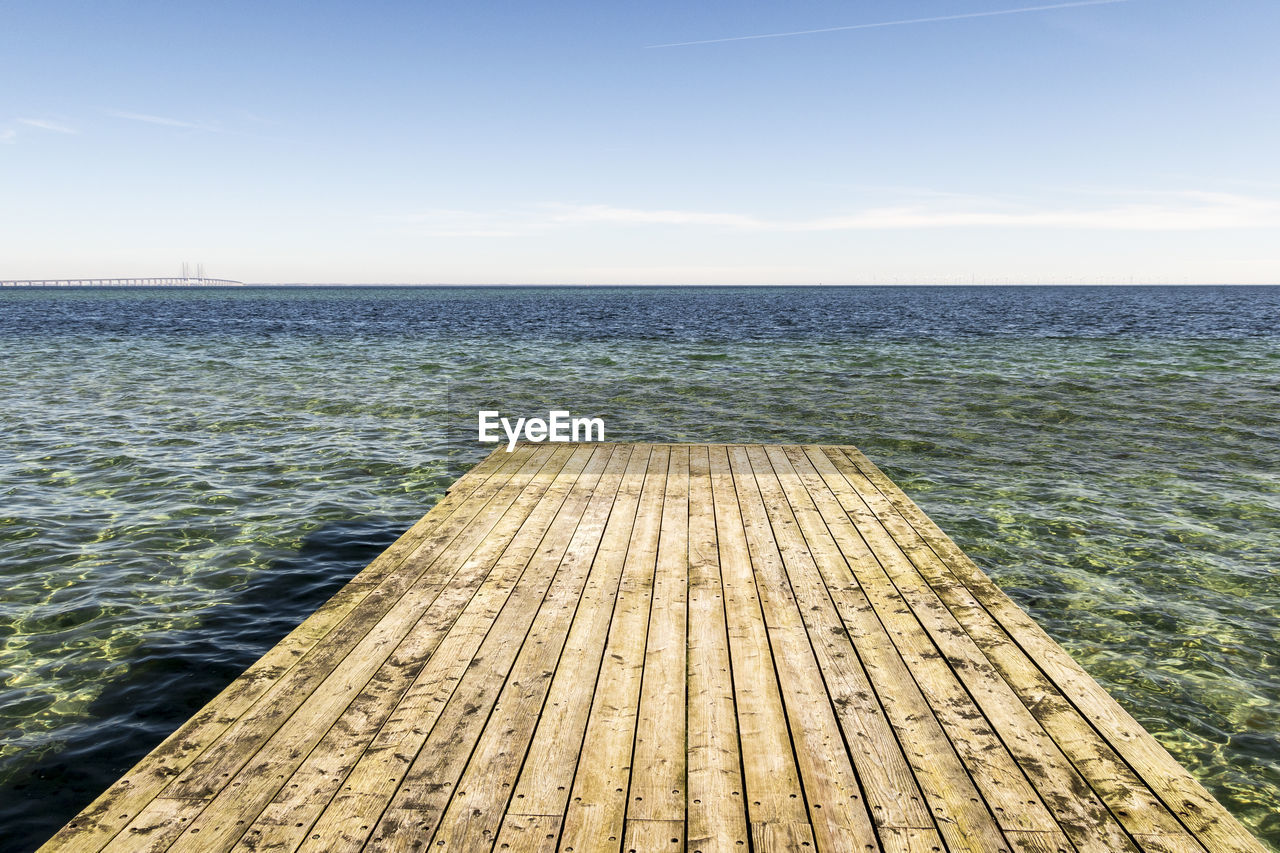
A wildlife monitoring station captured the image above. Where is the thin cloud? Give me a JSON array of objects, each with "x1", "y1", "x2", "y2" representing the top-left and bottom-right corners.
[
  {"x1": 388, "y1": 208, "x2": 556, "y2": 239},
  {"x1": 424, "y1": 229, "x2": 536, "y2": 238},
  {"x1": 393, "y1": 192, "x2": 1280, "y2": 239},
  {"x1": 803, "y1": 198, "x2": 1280, "y2": 231},
  {"x1": 239, "y1": 111, "x2": 282, "y2": 126},
  {"x1": 646, "y1": 0, "x2": 1130, "y2": 48},
  {"x1": 0, "y1": 129, "x2": 15, "y2": 144},
  {"x1": 549, "y1": 193, "x2": 1280, "y2": 232},
  {"x1": 551, "y1": 204, "x2": 764, "y2": 229},
  {"x1": 107, "y1": 110, "x2": 221, "y2": 132},
  {"x1": 17, "y1": 118, "x2": 77, "y2": 134}
]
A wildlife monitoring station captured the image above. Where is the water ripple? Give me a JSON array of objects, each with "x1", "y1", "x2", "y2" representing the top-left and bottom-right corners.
[{"x1": 0, "y1": 285, "x2": 1277, "y2": 852}]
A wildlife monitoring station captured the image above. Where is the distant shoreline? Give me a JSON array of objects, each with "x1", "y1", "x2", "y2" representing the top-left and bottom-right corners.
[{"x1": 5, "y1": 282, "x2": 1277, "y2": 289}]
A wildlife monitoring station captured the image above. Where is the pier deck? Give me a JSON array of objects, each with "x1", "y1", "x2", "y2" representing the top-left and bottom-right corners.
[{"x1": 42, "y1": 443, "x2": 1266, "y2": 853}]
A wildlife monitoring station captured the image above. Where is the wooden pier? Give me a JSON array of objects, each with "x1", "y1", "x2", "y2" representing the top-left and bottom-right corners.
[{"x1": 41, "y1": 443, "x2": 1267, "y2": 852}]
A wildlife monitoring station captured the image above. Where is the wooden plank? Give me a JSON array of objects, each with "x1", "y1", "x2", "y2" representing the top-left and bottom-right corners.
[
  {"x1": 343, "y1": 446, "x2": 538, "y2": 590},
  {"x1": 876, "y1": 826, "x2": 958, "y2": 853},
  {"x1": 495, "y1": 447, "x2": 652, "y2": 830},
  {"x1": 799, "y1": 446, "x2": 1075, "y2": 853},
  {"x1": 841, "y1": 446, "x2": 1269, "y2": 853},
  {"x1": 753, "y1": 445, "x2": 942, "y2": 844},
  {"x1": 150, "y1": 444, "x2": 592, "y2": 853},
  {"x1": 45, "y1": 443, "x2": 1268, "y2": 853},
  {"x1": 1129, "y1": 834, "x2": 1215, "y2": 853},
  {"x1": 625, "y1": 445, "x2": 689, "y2": 831},
  {"x1": 778, "y1": 446, "x2": 1014, "y2": 853},
  {"x1": 819, "y1": 447, "x2": 1143, "y2": 852},
  {"x1": 684, "y1": 445, "x2": 750, "y2": 853},
  {"x1": 726, "y1": 445, "x2": 880, "y2": 852},
  {"x1": 493, "y1": 815, "x2": 562, "y2": 853},
  {"x1": 296, "y1": 444, "x2": 610, "y2": 852},
  {"x1": 750, "y1": 822, "x2": 818, "y2": 852},
  {"x1": 235, "y1": 453, "x2": 571, "y2": 853},
  {"x1": 96, "y1": 798, "x2": 205, "y2": 853},
  {"x1": 168, "y1": 444, "x2": 564, "y2": 800},
  {"x1": 831, "y1": 447, "x2": 1208, "y2": 851},
  {"x1": 428, "y1": 445, "x2": 634, "y2": 851},
  {"x1": 622, "y1": 819, "x2": 685, "y2": 853},
  {"x1": 706, "y1": 445, "x2": 810, "y2": 836},
  {"x1": 362, "y1": 444, "x2": 626, "y2": 850},
  {"x1": 244, "y1": 447, "x2": 628, "y2": 853},
  {"x1": 38, "y1": 445, "x2": 538, "y2": 853},
  {"x1": 557, "y1": 446, "x2": 670, "y2": 853}
]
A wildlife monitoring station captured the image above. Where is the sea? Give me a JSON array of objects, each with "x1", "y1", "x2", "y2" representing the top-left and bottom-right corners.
[{"x1": 0, "y1": 285, "x2": 1277, "y2": 852}]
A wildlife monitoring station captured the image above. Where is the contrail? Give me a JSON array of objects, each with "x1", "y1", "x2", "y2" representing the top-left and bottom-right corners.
[{"x1": 645, "y1": 0, "x2": 1130, "y2": 48}]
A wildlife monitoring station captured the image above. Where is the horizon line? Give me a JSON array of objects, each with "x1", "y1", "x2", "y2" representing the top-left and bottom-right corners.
[{"x1": 7, "y1": 282, "x2": 1276, "y2": 288}]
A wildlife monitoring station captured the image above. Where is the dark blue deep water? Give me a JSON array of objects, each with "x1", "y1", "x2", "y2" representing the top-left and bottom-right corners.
[{"x1": 1, "y1": 285, "x2": 1277, "y2": 851}]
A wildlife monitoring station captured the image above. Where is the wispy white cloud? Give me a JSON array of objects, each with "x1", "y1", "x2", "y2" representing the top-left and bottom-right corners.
[
  {"x1": 0, "y1": 128, "x2": 16, "y2": 144},
  {"x1": 388, "y1": 208, "x2": 556, "y2": 238},
  {"x1": 647, "y1": 0, "x2": 1130, "y2": 48},
  {"x1": 438, "y1": 192, "x2": 1280, "y2": 235},
  {"x1": 550, "y1": 204, "x2": 765, "y2": 229},
  {"x1": 238, "y1": 111, "x2": 282, "y2": 127},
  {"x1": 793, "y1": 192, "x2": 1280, "y2": 231},
  {"x1": 425, "y1": 228, "x2": 536, "y2": 238},
  {"x1": 17, "y1": 117, "x2": 77, "y2": 134},
  {"x1": 107, "y1": 110, "x2": 221, "y2": 132},
  {"x1": 388, "y1": 192, "x2": 1280, "y2": 240}
]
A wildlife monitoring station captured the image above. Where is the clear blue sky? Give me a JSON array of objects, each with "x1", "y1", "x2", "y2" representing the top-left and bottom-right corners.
[{"x1": 3, "y1": 0, "x2": 1277, "y2": 284}]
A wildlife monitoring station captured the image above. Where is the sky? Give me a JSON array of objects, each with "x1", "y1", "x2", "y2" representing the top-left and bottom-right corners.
[{"x1": 2, "y1": 0, "x2": 1278, "y2": 284}]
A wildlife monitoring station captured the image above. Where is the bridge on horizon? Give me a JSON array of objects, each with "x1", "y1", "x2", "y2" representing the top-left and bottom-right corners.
[{"x1": 0, "y1": 277, "x2": 245, "y2": 287}]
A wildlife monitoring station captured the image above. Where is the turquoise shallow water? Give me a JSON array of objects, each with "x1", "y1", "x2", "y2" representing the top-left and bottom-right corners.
[{"x1": 0, "y1": 285, "x2": 1277, "y2": 851}]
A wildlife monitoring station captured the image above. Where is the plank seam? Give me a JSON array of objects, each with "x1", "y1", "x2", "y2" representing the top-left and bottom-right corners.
[
  {"x1": 820, "y1": 444, "x2": 1096, "y2": 851},
  {"x1": 425, "y1": 444, "x2": 633, "y2": 848},
  {"x1": 791, "y1": 443, "x2": 1017, "y2": 851},
  {"x1": 761, "y1": 446, "x2": 950, "y2": 845},
  {"x1": 801, "y1": 445, "x2": 1038, "y2": 853},
  {"x1": 542, "y1": 444, "x2": 653, "y2": 850},
  {"x1": 842, "y1": 448, "x2": 1182, "y2": 852},
  {"x1": 556, "y1": 444, "x2": 671, "y2": 851},
  {"x1": 743, "y1": 447, "x2": 889, "y2": 853},
  {"x1": 224, "y1": 445, "x2": 584, "y2": 852},
  {"x1": 722, "y1": 447, "x2": 822, "y2": 847},
  {"x1": 350, "y1": 445, "x2": 607, "y2": 849},
  {"x1": 619, "y1": 445, "x2": 674, "y2": 846},
  {"x1": 496, "y1": 444, "x2": 643, "y2": 819},
  {"x1": 843, "y1": 449, "x2": 1219, "y2": 853},
  {"x1": 68, "y1": 445, "x2": 546, "y2": 853},
  {"x1": 695, "y1": 444, "x2": 753, "y2": 853}
]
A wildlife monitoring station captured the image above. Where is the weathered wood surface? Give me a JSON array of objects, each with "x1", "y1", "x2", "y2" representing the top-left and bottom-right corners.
[{"x1": 41, "y1": 443, "x2": 1266, "y2": 853}]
